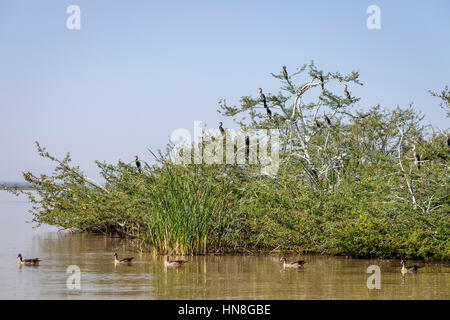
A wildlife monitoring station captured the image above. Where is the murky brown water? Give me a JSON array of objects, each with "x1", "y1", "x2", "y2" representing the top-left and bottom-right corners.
[{"x1": 0, "y1": 191, "x2": 448, "y2": 299}]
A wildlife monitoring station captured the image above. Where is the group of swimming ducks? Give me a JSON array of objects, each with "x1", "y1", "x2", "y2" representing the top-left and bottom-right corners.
[
  {"x1": 17, "y1": 253, "x2": 188, "y2": 268},
  {"x1": 17, "y1": 253, "x2": 423, "y2": 274},
  {"x1": 113, "y1": 253, "x2": 188, "y2": 267},
  {"x1": 280, "y1": 258, "x2": 422, "y2": 274}
]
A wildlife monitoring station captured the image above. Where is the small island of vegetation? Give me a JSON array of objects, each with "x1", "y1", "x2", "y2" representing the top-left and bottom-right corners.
[{"x1": 6, "y1": 62, "x2": 449, "y2": 261}]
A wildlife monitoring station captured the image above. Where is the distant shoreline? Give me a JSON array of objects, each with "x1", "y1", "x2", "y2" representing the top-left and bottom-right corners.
[{"x1": 1, "y1": 182, "x2": 33, "y2": 190}]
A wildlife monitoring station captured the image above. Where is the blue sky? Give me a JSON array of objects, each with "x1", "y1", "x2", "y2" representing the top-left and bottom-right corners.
[{"x1": 0, "y1": 0, "x2": 449, "y2": 181}]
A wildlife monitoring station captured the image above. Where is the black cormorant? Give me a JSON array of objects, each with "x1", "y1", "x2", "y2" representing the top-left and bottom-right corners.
[
  {"x1": 282, "y1": 66, "x2": 289, "y2": 81},
  {"x1": 319, "y1": 74, "x2": 324, "y2": 90},
  {"x1": 245, "y1": 135, "x2": 250, "y2": 161},
  {"x1": 259, "y1": 88, "x2": 268, "y2": 109},
  {"x1": 135, "y1": 156, "x2": 141, "y2": 172},
  {"x1": 266, "y1": 107, "x2": 272, "y2": 119},
  {"x1": 323, "y1": 112, "x2": 332, "y2": 126},
  {"x1": 344, "y1": 85, "x2": 351, "y2": 100},
  {"x1": 413, "y1": 145, "x2": 420, "y2": 170}
]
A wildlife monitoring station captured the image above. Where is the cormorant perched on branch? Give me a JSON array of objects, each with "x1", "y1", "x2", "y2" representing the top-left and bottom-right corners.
[
  {"x1": 413, "y1": 144, "x2": 420, "y2": 170},
  {"x1": 318, "y1": 74, "x2": 324, "y2": 90},
  {"x1": 309, "y1": 165, "x2": 318, "y2": 178},
  {"x1": 323, "y1": 112, "x2": 332, "y2": 127},
  {"x1": 259, "y1": 88, "x2": 268, "y2": 109},
  {"x1": 245, "y1": 135, "x2": 250, "y2": 161},
  {"x1": 258, "y1": 88, "x2": 272, "y2": 119},
  {"x1": 135, "y1": 156, "x2": 141, "y2": 172},
  {"x1": 266, "y1": 107, "x2": 272, "y2": 119},
  {"x1": 314, "y1": 119, "x2": 321, "y2": 128},
  {"x1": 344, "y1": 85, "x2": 352, "y2": 100},
  {"x1": 219, "y1": 122, "x2": 225, "y2": 135},
  {"x1": 282, "y1": 66, "x2": 289, "y2": 81}
]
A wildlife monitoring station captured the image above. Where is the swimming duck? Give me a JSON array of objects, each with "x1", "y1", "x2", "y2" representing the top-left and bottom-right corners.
[
  {"x1": 401, "y1": 260, "x2": 422, "y2": 274},
  {"x1": 17, "y1": 253, "x2": 40, "y2": 266},
  {"x1": 164, "y1": 256, "x2": 188, "y2": 267},
  {"x1": 114, "y1": 253, "x2": 134, "y2": 264},
  {"x1": 280, "y1": 257, "x2": 306, "y2": 268}
]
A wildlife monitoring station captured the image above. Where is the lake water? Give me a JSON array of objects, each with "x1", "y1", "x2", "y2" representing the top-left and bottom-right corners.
[{"x1": 0, "y1": 191, "x2": 448, "y2": 299}]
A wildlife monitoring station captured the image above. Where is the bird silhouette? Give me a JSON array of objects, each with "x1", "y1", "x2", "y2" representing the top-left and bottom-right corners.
[
  {"x1": 135, "y1": 156, "x2": 141, "y2": 172},
  {"x1": 412, "y1": 144, "x2": 421, "y2": 170},
  {"x1": 219, "y1": 122, "x2": 225, "y2": 135},
  {"x1": 323, "y1": 112, "x2": 332, "y2": 127},
  {"x1": 245, "y1": 135, "x2": 250, "y2": 161},
  {"x1": 259, "y1": 88, "x2": 268, "y2": 109},
  {"x1": 315, "y1": 119, "x2": 321, "y2": 128},
  {"x1": 282, "y1": 66, "x2": 289, "y2": 81},
  {"x1": 266, "y1": 107, "x2": 272, "y2": 119},
  {"x1": 344, "y1": 85, "x2": 352, "y2": 100},
  {"x1": 309, "y1": 165, "x2": 318, "y2": 178},
  {"x1": 318, "y1": 74, "x2": 324, "y2": 90}
]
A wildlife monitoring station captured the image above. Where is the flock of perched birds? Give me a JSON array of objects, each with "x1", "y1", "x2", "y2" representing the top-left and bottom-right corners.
[
  {"x1": 17, "y1": 253, "x2": 423, "y2": 274},
  {"x1": 213, "y1": 66, "x2": 356, "y2": 161},
  {"x1": 253, "y1": 66, "x2": 353, "y2": 125},
  {"x1": 214, "y1": 66, "x2": 429, "y2": 172},
  {"x1": 132, "y1": 66, "x2": 438, "y2": 174}
]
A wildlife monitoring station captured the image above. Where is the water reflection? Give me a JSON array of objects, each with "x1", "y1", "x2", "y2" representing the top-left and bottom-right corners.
[{"x1": 0, "y1": 192, "x2": 448, "y2": 299}]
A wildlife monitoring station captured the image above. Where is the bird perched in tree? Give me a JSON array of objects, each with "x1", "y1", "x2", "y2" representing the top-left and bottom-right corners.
[
  {"x1": 344, "y1": 85, "x2": 352, "y2": 100},
  {"x1": 259, "y1": 88, "x2": 268, "y2": 109},
  {"x1": 323, "y1": 112, "x2": 332, "y2": 127},
  {"x1": 245, "y1": 135, "x2": 250, "y2": 161},
  {"x1": 266, "y1": 107, "x2": 272, "y2": 119},
  {"x1": 412, "y1": 144, "x2": 420, "y2": 170},
  {"x1": 318, "y1": 74, "x2": 324, "y2": 90},
  {"x1": 309, "y1": 165, "x2": 318, "y2": 178},
  {"x1": 135, "y1": 156, "x2": 141, "y2": 172},
  {"x1": 219, "y1": 122, "x2": 225, "y2": 135},
  {"x1": 315, "y1": 119, "x2": 321, "y2": 128},
  {"x1": 282, "y1": 66, "x2": 289, "y2": 81}
]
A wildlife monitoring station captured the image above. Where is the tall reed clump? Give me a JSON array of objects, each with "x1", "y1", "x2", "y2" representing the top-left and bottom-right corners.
[{"x1": 144, "y1": 162, "x2": 232, "y2": 255}]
